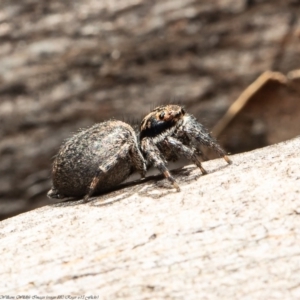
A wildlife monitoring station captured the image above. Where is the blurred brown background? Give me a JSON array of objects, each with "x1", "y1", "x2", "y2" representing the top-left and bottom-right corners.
[{"x1": 0, "y1": 0, "x2": 300, "y2": 220}]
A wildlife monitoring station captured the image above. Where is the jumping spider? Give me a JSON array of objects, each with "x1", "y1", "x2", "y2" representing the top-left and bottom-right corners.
[
  {"x1": 140, "y1": 104, "x2": 231, "y2": 191},
  {"x1": 47, "y1": 105, "x2": 231, "y2": 201}
]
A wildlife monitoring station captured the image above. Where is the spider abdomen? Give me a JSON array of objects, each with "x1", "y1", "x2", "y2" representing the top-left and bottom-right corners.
[{"x1": 48, "y1": 120, "x2": 146, "y2": 200}]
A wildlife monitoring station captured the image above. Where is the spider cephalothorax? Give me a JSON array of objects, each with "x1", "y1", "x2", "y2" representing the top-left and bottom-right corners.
[
  {"x1": 140, "y1": 104, "x2": 231, "y2": 191},
  {"x1": 140, "y1": 105, "x2": 186, "y2": 139}
]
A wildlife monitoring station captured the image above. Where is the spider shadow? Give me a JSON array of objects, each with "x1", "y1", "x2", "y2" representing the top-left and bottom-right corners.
[
  {"x1": 205, "y1": 161, "x2": 231, "y2": 175},
  {"x1": 171, "y1": 159, "x2": 231, "y2": 180},
  {"x1": 49, "y1": 174, "x2": 165, "y2": 208},
  {"x1": 50, "y1": 161, "x2": 231, "y2": 207}
]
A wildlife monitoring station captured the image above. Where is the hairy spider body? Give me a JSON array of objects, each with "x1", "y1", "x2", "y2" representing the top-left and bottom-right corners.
[
  {"x1": 47, "y1": 120, "x2": 146, "y2": 201},
  {"x1": 47, "y1": 105, "x2": 230, "y2": 201},
  {"x1": 140, "y1": 105, "x2": 231, "y2": 190}
]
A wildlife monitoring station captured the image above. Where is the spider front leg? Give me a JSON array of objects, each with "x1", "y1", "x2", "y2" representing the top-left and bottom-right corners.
[
  {"x1": 141, "y1": 138, "x2": 180, "y2": 191},
  {"x1": 166, "y1": 136, "x2": 207, "y2": 175},
  {"x1": 183, "y1": 116, "x2": 232, "y2": 164}
]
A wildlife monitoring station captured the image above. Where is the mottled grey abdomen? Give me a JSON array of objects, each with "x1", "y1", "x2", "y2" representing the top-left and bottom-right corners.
[{"x1": 49, "y1": 121, "x2": 139, "y2": 198}]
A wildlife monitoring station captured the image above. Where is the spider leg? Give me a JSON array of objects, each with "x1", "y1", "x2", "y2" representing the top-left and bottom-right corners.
[
  {"x1": 84, "y1": 142, "x2": 146, "y2": 201},
  {"x1": 129, "y1": 141, "x2": 147, "y2": 178},
  {"x1": 195, "y1": 147, "x2": 209, "y2": 161},
  {"x1": 141, "y1": 138, "x2": 180, "y2": 191},
  {"x1": 183, "y1": 117, "x2": 232, "y2": 164},
  {"x1": 47, "y1": 187, "x2": 66, "y2": 199},
  {"x1": 166, "y1": 137, "x2": 207, "y2": 174}
]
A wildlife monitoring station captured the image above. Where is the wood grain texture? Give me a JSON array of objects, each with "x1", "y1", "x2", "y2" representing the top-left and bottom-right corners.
[{"x1": 1, "y1": 137, "x2": 299, "y2": 298}]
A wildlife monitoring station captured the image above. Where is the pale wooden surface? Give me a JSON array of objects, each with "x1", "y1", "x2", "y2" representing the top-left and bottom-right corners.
[{"x1": 1, "y1": 137, "x2": 300, "y2": 298}]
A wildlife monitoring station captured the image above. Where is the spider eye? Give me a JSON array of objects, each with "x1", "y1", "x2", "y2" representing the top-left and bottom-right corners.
[
  {"x1": 181, "y1": 108, "x2": 186, "y2": 115},
  {"x1": 159, "y1": 112, "x2": 165, "y2": 120}
]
